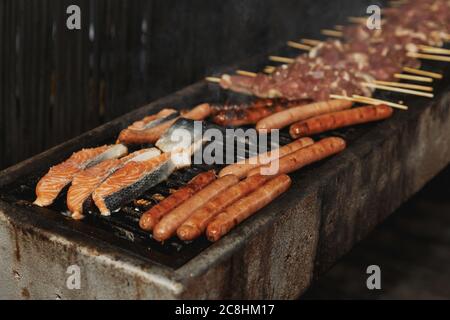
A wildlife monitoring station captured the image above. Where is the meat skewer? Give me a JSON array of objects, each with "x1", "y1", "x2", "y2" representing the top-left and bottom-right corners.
[
  {"x1": 139, "y1": 170, "x2": 216, "y2": 231},
  {"x1": 289, "y1": 105, "x2": 393, "y2": 139},
  {"x1": 209, "y1": 0, "x2": 449, "y2": 101},
  {"x1": 206, "y1": 174, "x2": 292, "y2": 242}
]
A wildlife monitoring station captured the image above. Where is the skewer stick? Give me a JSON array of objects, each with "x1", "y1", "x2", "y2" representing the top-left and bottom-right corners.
[
  {"x1": 362, "y1": 82, "x2": 434, "y2": 98},
  {"x1": 418, "y1": 45, "x2": 450, "y2": 56},
  {"x1": 205, "y1": 77, "x2": 221, "y2": 83},
  {"x1": 264, "y1": 66, "x2": 276, "y2": 74},
  {"x1": 394, "y1": 73, "x2": 433, "y2": 83},
  {"x1": 330, "y1": 94, "x2": 408, "y2": 110},
  {"x1": 402, "y1": 67, "x2": 442, "y2": 79},
  {"x1": 352, "y1": 95, "x2": 409, "y2": 111},
  {"x1": 348, "y1": 16, "x2": 386, "y2": 25},
  {"x1": 301, "y1": 39, "x2": 323, "y2": 46},
  {"x1": 287, "y1": 41, "x2": 312, "y2": 51},
  {"x1": 373, "y1": 80, "x2": 433, "y2": 92},
  {"x1": 407, "y1": 52, "x2": 450, "y2": 62},
  {"x1": 236, "y1": 70, "x2": 257, "y2": 77},
  {"x1": 334, "y1": 25, "x2": 344, "y2": 31},
  {"x1": 321, "y1": 29, "x2": 343, "y2": 38},
  {"x1": 269, "y1": 56, "x2": 295, "y2": 64},
  {"x1": 348, "y1": 16, "x2": 366, "y2": 24}
]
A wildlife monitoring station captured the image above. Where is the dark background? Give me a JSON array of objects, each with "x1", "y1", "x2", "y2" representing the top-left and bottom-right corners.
[{"x1": 0, "y1": 0, "x2": 381, "y2": 169}]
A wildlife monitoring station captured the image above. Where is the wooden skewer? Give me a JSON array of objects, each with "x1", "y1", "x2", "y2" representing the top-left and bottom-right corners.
[
  {"x1": 205, "y1": 77, "x2": 221, "y2": 83},
  {"x1": 362, "y1": 82, "x2": 434, "y2": 98},
  {"x1": 352, "y1": 95, "x2": 408, "y2": 111},
  {"x1": 330, "y1": 94, "x2": 408, "y2": 110},
  {"x1": 402, "y1": 67, "x2": 443, "y2": 79},
  {"x1": 287, "y1": 41, "x2": 312, "y2": 51},
  {"x1": 236, "y1": 70, "x2": 257, "y2": 77},
  {"x1": 301, "y1": 38, "x2": 323, "y2": 46},
  {"x1": 264, "y1": 66, "x2": 276, "y2": 74},
  {"x1": 407, "y1": 52, "x2": 450, "y2": 62},
  {"x1": 394, "y1": 73, "x2": 433, "y2": 83},
  {"x1": 347, "y1": 16, "x2": 366, "y2": 24},
  {"x1": 373, "y1": 80, "x2": 433, "y2": 92},
  {"x1": 334, "y1": 25, "x2": 344, "y2": 31},
  {"x1": 321, "y1": 29, "x2": 343, "y2": 38},
  {"x1": 269, "y1": 56, "x2": 295, "y2": 64},
  {"x1": 418, "y1": 45, "x2": 450, "y2": 56}
]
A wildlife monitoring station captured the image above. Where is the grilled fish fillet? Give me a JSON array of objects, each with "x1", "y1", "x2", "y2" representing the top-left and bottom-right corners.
[
  {"x1": 66, "y1": 148, "x2": 161, "y2": 219},
  {"x1": 34, "y1": 144, "x2": 128, "y2": 207},
  {"x1": 92, "y1": 150, "x2": 190, "y2": 216}
]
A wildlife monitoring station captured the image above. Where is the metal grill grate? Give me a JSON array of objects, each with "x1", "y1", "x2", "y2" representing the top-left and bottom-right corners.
[{"x1": 0, "y1": 54, "x2": 449, "y2": 269}]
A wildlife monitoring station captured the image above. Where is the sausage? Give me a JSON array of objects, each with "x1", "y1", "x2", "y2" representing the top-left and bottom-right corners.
[
  {"x1": 256, "y1": 99, "x2": 353, "y2": 131},
  {"x1": 118, "y1": 103, "x2": 211, "y2": 144},
  {"x1": 210, "y1": 99, "x2": 275, "y2": 117},
  {"x1": 247, "y1": 137, "x2": 346, "y2": 177},
  {"x1": 206, "y1": 174, "x2": 291, "y2": 242},
  {"x1": 177, "y1": 174, "x2": 270, "y2": 241},
  {"x1": 289, "y1": 104, "x2": 393, "y2": 139},
  {"x1": 212, "y1": 100, "x2": 307, "y2": 127},
  {"x1": 152, "y1": 174, "x2": 240, "y2": 242},
  {"x1": 218, "y1": 137, "x2": 313, "y2": 179},
  {"x1": 139, "y1": 170, "x2": 216, "y2": 231}
]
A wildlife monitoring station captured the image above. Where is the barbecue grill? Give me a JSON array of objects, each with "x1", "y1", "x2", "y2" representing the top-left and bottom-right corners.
[{"x1": 1, "y1": 3, "x2": 450, "y2": 299}]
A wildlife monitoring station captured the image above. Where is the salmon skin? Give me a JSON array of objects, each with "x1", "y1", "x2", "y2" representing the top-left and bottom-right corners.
[
  {"x1": 67, "y1": 148, "x2": 160, "y2": 219},
  {"x1": 92, "y1": 150, "x2": 190, "y2": 216},
  {"x1": 34, "y1": 144, "x2": 128, "y2": 207},
  {"x1": 155, "y1": 118, "x2": 204, "y2": 153}
]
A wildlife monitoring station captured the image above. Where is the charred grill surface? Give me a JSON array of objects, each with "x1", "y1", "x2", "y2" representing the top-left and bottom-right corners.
[{"x1": 0, "y1": 42, "x2": 449, "y2": 269}]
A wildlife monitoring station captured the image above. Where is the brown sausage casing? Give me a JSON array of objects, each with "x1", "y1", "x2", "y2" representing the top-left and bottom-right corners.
[
  {"x1": 206, "y1": 174, "x2": 292, "y2": 242},
  {"x1": 177, "y1": 174, "x2": 270, "y2": 241},
  {"x1": 289, "y1": 104, "x2": 393, "y2": 138},
  {"x1": 218, "y1": 137, "x2": 314, "y2": 179},
  {"x1": 247, "y1": 137, "x2": 346, "y2": 177},
  {"x1": 152, "y1": 174, "x2": 239, "y2": 241},
  {"x1": 139, "y1": 170, "x2": 216, "y2": 231}
]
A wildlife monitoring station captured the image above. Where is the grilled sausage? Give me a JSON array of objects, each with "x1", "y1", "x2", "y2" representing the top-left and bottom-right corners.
[
  {"x1": 256, "y1": 99, "x2": 353, "y2": 131},
  {"x1": 139, "y1": 170, "x2": 216, "y2": 231},
  {"x1": 218, "y1": 137, "x2": 314, "y2": 179},
  {"x1": 212, "y1": 100, "x2": 307, "y2": 127},
  {"x1": 289, "y1": 104, "x2": 393, "y2": 138},
  {"x1": 177, "y1": 174, "x2": 270, "y2": 241},
  {"x1": 206, "y1": 174, "x2": 291, "y2": 242},
  {"x1": 152, "y1": 174, "x2": 239, "y2": 242},
  {"x1": 247, "y1": 137, "x2": 346, "y2": 177}
]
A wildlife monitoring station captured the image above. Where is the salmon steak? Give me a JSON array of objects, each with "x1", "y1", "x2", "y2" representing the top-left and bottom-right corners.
[
  {"x1": 66, "y1": 148, "x2": 161, "y2": 219},
  {"x1": 34, "y1": 144, "x2": 128, "y2": 207},
  {"x1": 92, "y1": 150, "x2": 190, "y2": 216},
  {"x1": 117, "y1": 108, "x2": 179, "y2": 144}
]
